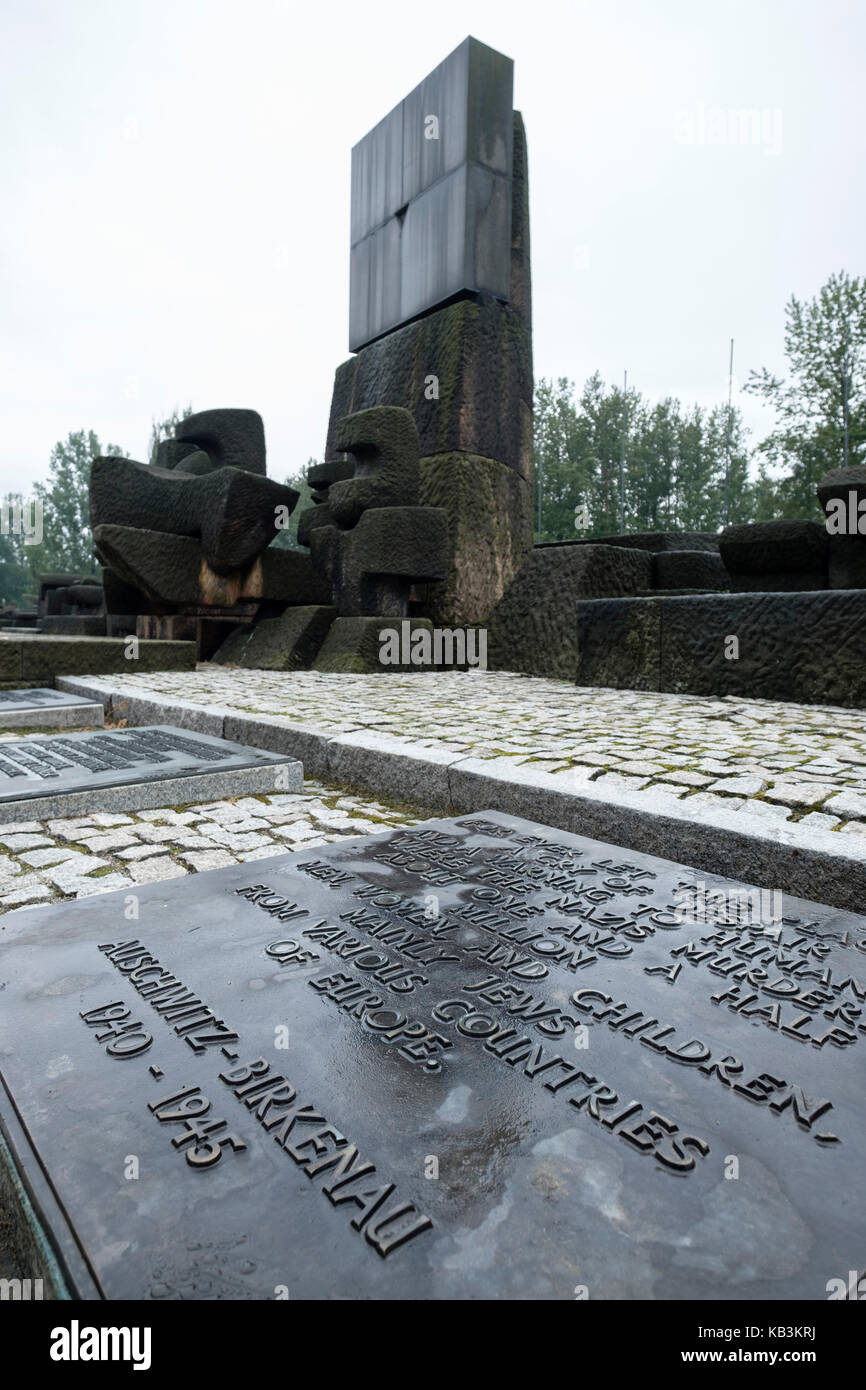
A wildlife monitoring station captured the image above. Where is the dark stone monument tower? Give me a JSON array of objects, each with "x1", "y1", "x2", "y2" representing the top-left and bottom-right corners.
[{"x1": 320, "y1": 36, "x2": 534, "y2": 626}]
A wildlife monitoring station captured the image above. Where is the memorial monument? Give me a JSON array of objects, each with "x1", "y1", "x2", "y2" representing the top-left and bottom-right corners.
[
  {"x1": 216, "y1": 36, "x2": 536, "y2": 673},
  {"x1": 310, "y1": 36, "x2": 534, "y2": 637},
  {"x1": 1, "y1": 812, "x2": 862, "y2": 1299},
  {"x1": 90, "y1": 408, "x2": 329, "y2": 659}
]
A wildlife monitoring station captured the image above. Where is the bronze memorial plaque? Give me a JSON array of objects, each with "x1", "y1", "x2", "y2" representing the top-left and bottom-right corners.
[{"x1": 0, "y1": 811, "x2": 862, "y2": 1299}]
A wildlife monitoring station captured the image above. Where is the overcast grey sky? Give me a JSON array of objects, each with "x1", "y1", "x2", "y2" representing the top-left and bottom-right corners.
[{"x1": 1, "y1": 0, "x2": 862, "y2": 494}]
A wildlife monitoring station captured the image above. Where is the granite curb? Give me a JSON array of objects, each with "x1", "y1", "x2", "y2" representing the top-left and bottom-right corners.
[{"x1": 57, "y1": 675, "x2": 866, "y2": 911}]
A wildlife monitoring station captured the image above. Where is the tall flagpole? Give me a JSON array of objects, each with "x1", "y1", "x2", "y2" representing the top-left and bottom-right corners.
[
  {"x1": 723, "y1": 338, "x2": 734, "y2": 526},
  {"x1": 620, "y1": 370, "x2": 627, "y2": 532}
]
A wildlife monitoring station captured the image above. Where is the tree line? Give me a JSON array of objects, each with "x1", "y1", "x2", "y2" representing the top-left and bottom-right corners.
[
  {"x1": 0, "y1": 411, "x2": 189, "y2": 606},
  {"x1": 1, "y1": 272, "x2": 863, "y2": 602},
  {"x1": 536, "y1": 270, "x2": 865, "y2": 541}
]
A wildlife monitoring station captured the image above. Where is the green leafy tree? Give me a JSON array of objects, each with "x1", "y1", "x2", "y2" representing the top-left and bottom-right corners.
[
  {"x1": 148, "y1": 405, "x2": 193, "y2": 465},
  {"x1": 30, "y1": 430, "x2": 128, "y2": 576},
  {"x1": 0, "y1": 494, "x2": 37, "y2": 605},
  {"x1": 698, "y1": 403, "x2": 752, "y2": 528},
  {"x1": 534, "y1": 375, "x2": 754, "y2": 539},
  {"x1": 270, "y1": 462, "x2": 317, "y2": 550},
  {"x1": 746, "y1": 461, "x2": 782, "y2": 521},
  {"x1": 744, "y1": 270, "x2": 866, "y2": 517},
  {"x1": 533, "y1": 378, "x2": 592, "y2": 540}
]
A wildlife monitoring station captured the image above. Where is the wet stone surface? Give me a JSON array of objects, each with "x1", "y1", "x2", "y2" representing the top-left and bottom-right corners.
[
  {"x1": 0, "y1": 725, "x2": 299, "y2": 820},
  {"x1": 0, "y1": 689, "x2": 92, "y2": 709},
  {"x1": 0, "y1": 810, "x2": 862, "y2": 1300}
]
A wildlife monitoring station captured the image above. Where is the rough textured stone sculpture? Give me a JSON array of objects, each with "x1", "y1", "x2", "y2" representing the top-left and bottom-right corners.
[
  {"x1": 175, "y1": 407, "x2": 267, "y2": 476},
  {"x1": 94, "y1": 527, "x2": 329, "y2": 609},
  {"x1": 570, "y1": 531, "x2": 719, "y2": 553},
  {"x1": 38, "y1": 573, "x2": 100, "y2": 618},
  {"x1": 488, "y1": 544, "x2": 653, "y2": 680},
  {"x1": 297, "y1": 459, "x2": 355, "y2": 546},
  {"x1": 329, "y1": 407, "x2": 420, "y2": 525},
  {"x1": 719, "y1": 520, "x2": 828, "y2": 592},
  {"x1": 817, "y1": 463, "x2": 866, "y2": 588},
  {"x1": 224, "y1": 604, "x2": 337, "y2": 671},
  {"x1": 576, "y1": 591, "x2": 866, "y2": 705},
  {"x1": 308, "y1": 407, "x2": 448, "y2": 623},
  {"x1": 36, "y1": 572, "x2": 106, "y2": 636},
  {"x1": 322, "y1": 42, "x2": 533, "y2": 628},
  {"x1": 90, "y1": 408, "x2": 312, "y2": 659},
  {"x1": 653, "y1": 550, "x2": 728, "y2": 592},
  {"x1": 91, "y1": 456, "x2": 298, "y2": 575}
]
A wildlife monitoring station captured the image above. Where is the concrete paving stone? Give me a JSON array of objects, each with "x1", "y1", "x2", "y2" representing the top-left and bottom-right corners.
[
  {"x1": 591, "y1": 772, "x2": 655, "y2": 792},
  {"x1": 207, "y1": 817, "x2": 271, "y2": 832},
  {"x1": 197, "y1": 826, "x2": 272, "y2": 851},
  {"x1": 737, "y1": 800, "x2": 793, "y2": 823},
  {"x1": 74, "y1": 833, "x2": 141, "y2": 853},
  {"x1": 656, "y1": 771, "x2": 716, "y2": 787},
  {"x1": 642, "y1": 781, "x2": 690, "y2": 800},
  {"x1": 0, "y1": 881, "x2": 53, "y2": 905},
  {"x1": 706, "y1": 775, "x2": 770, "y2": 797},
  {"x1": 134, "y1": 825, "x2": 188, "y2": 844},
  {"x1": 70, "y1": 873, "x2": 132, "y2": 896},
  {"x1": 764, "y1": 782, "x2": 839, "y2": 808},
  {"x1": 19, "y1": 847, "x2": 88, "y2": 868},
  {"x1": 89, "y1": 813, "x2": 135, "y2": 827},
  {"x1": 135, "y1": 809, "x2": 200, "y2": 825},
  {"x1": 250, "y1": 807, "x2": 309, "y2": 826},
  {"x1": 682, "y1": 792, "x2": 747, "y2": 814},
  {"x1": 192, "y1": 805, "x2": 248, "y2": 827},
  {"x1": 46, "y1": 818, "x2": 97, "y2": 835},
  {"x1": 822, "y1": 789, "x2": 866, "y2": 821},
  {"x1": 272, "y1": 822, "x2": 320, "y2": 843},
  {"x1": 43, "y1": 856, "x2": 112, "y2": 887},
  {"x1": 164, "y1": 833, "x2": 221, "y2": 850},
  {"x1": 0, "y1": 821, "x2": 45, "y2": 835},
  {"x1": 0, "y1": 833, "x2": 54, "y2": 851},
  {"x1": 127, "y1": 858, "x2": 190, "y2": 883},
  {"x1": 116, "y1": 844, "x2": 174, "y2": 861},
  {"x1": 230, "y1": 798, "x2": 280, "y2": 817},
  {"x1": 236, "y1": 844, "x2": 294, "y2": 862},
  {"x1": 179, "y1": 849, "x2": 237, "y2": 871},
  {"x1": 798, "y1": 812, "x2": 843, "y2": 832}
]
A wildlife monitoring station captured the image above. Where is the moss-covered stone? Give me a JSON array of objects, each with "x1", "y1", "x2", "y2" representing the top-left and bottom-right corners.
[
  {"x1": 16, "y1": 636, "x2": 195, "y2": 679},
  {"x1": 661, "y1": 591, "x2": 866, "y2": 705},
  {"x1": 313, "y1": 617, "x2": 434, "y2": 673},
  {"x1": 718, "y1": 520, "x2": 828, "y2": 589},
  {"x1": 326, "y1": 297, "x2": 532, "y2": 481},
  {"x1": 419, "y1": 452, "x2": 532, "y2": 625},
  {"x1": 488, "y1": 545, "x2": 653, "y2": 680},
  {"x1": 238, "y1": 606, "x2": 336, "y2": 671},
  {"x1": 577, "y1": 598, "x2": 661, "y2": 689},
  {"x1": 93, "y1": 527, "x2": 329, "y2": 608},
  {"x1": 653, "y1": 551, "x2": 728, "y2": 591}
]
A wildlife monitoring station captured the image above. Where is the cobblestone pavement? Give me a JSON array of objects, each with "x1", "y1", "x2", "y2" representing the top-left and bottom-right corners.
[
  {"x1": 92, "y1": 668, "x2": 866, "y2": 836},
  {"x1": 0, "y1": 781, "x2": 423, "y2": 917}
]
